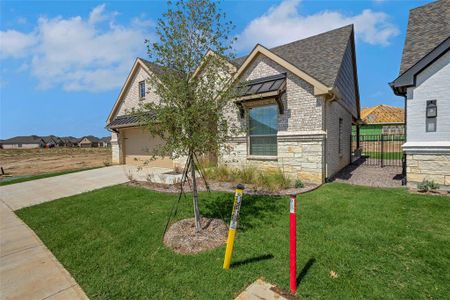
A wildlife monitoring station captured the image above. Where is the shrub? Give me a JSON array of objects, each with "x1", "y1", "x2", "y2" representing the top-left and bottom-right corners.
[
  {"x1": 295, "y1": 179, "x2": 304, "y2": 189},
  {"x1": 204, "y1": 165, "x2": 293, "y2": 192},
  {"x1": 417, "y1": 179, "x2": 440, "y2": 192},
  {"x1": 237, "y1": 166, "x2": 257, "y2": 183}
]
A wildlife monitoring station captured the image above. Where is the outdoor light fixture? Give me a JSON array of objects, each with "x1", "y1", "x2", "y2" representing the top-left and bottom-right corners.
[
  {"x1": 426, "y1": 100, "x2": 437, "y2": 132},
  {"x1": 426, "y1": 100, "x2": 437, "y2": 118}
]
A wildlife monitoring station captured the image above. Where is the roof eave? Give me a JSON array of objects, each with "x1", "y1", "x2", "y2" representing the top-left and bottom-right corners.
[{"x1": 391, "y1": 37, "x2": 450, "y2": 96}]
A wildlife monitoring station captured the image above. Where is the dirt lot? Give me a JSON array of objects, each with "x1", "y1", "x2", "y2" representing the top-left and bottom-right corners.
[{"x1": 0, "y1": 147, "x2": 112, "y2": 177}]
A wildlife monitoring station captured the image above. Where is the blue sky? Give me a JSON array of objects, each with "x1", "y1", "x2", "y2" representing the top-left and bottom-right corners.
[{"x1": 0, "y1": 0, "x2": 431, "y2": 139}]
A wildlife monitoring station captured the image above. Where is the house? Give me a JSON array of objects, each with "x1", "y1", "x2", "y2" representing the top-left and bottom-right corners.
[
  {"x1": 106, "y1": 25, "x2": 360, "y2": 184},
  {"x1": 99, "y1": 136, "x2": 111, "y2": 147},
  {"x1": 0, "y1": 135, "x2": 45, "y2": 149},
  {"x1": 78, "y1": 136, "x2": 100, "y2": 148},
  {"x1": 61, "y1": 136, "x2": 80, "y2": 147},
  {"x1": 42, "y1": 135, "x2": 64, "y2": 147},
  {"x1": 357, "y1": 105, "x2": 405, "y2": 135},
  {"x1": 390, "y1": 0, "x2": 450, "y2": 190}
]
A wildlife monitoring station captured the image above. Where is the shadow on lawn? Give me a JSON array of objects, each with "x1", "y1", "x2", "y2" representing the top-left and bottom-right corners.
[
  {"x1": 297, "y1": 257, "x2": 316, "y2": 287},
  {"x1": 202, "y1": 194, "x2": 286, "y2": 231},
  {"x1": 231, "y1": 254, "x2": 274, "y2": 268}
]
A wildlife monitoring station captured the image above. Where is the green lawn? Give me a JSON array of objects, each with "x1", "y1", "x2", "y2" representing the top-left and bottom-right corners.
[
  {"x1": 0, "y1": 167, "x2": 101, "y2": 186},
  {"x1": 17, "y1": 183, "x2": 450, "y2": 299}
]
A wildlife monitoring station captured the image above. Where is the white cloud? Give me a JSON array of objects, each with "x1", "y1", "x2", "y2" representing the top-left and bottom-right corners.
[
  {"x1": 236, "y1": 0, "x2": 399, "y2": 51},
  {"x1": 0, "y1": 4, "x2": 153, "y2": 92},
  {"x1": 0, "y1": 30, "x2": 37, "y2": 58}
]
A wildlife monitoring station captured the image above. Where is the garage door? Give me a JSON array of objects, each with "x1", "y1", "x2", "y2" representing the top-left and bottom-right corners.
[{"x1": 122, "y1": 127, "x2": 173, "y2": 168}]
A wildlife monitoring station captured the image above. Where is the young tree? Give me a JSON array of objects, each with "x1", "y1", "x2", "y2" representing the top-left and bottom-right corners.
[{"x1": 138, "y1": 0, "x2": 237, "y2": 232}]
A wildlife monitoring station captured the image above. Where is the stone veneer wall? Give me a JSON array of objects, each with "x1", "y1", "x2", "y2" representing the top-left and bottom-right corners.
[
  {"x1": 406, "y1": 154, "x2": 450, "y2": 189},
  {"x1": 221, "y1": 135, "x2": 324, "y2": 184},
  {"x1": 220, "y1": 54, "x2": 326, "y2": 184}
]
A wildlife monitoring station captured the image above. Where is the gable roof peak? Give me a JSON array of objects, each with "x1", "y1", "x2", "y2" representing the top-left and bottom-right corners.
[
  {"x1": 233, "y1": 24, "x2": 354, "y2": 88},
  {"x1": 399, "y1": 0, "x2": 450, "y2": 75}
]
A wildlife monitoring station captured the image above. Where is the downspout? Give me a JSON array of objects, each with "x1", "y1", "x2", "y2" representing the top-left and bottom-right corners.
[
  {"x1": 402, "y1": 94, "x2": 407, "y2": 186},
  {"x1": 323, "y1": 92, "x2": 336, "y2": 182}
]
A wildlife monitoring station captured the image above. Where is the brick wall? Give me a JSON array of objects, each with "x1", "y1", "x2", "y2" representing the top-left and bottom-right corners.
[
  {"x1": 116, "y1": 65, "x2": 160, "y2": 116},
  {"x1": 325, "y1": 100, "x2": 352, "y2": 178}
]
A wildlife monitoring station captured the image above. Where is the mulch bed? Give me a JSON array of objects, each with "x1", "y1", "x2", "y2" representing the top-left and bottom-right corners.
[
  {"x1": 163, "y1": 218, "x2": 228, "y2": 254},
  {"x1": 127, "y1": 179, "x2": 319, "y2": 196}
]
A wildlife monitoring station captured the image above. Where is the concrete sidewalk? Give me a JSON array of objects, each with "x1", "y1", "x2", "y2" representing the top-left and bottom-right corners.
[
  {"x1": 0, "y1": 201, "x2": 88, "y2": 299},
  {"x1": 0, "y1": 166, "x2": 131, "y2": 299}
]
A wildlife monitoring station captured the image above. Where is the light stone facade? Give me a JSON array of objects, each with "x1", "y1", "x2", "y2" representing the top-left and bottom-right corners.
[
  {"x1": 220, "y1": 54, "x2": 353, "y2": 184},
  {"x1": 406, "y1": 154, "x2": 450, "y2": 189},
  {"x1": 110, "y1": 55, "x2": 356, "y2": 184},
  {"x1": 116, "y1": 65, "x2": 161, "y2": 116}
]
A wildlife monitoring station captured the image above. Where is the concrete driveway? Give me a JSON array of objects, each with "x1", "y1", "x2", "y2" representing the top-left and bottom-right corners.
[
  {"x1": 0, "y1": 165, "x2": 130, "y2": 211},
  {"x1": 0, "y1": 165, "x2": 132, "y2": 300}
]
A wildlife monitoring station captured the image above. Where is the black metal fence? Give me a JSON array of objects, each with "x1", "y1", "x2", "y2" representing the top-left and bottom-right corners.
[{"x1": 351, "y1": 134, "x2": 405, "y2": 167}]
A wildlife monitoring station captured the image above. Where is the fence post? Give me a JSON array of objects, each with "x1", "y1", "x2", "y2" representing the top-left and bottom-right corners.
[{"x1": 380, "y1": 134, "x2": 384, "y2": 168}]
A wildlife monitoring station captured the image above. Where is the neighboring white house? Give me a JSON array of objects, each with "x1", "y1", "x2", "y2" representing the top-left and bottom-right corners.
[
  {"x1": 106, "y1": 25, "x2": 360, "y2": 184},
  {"x1": 390, "y1": 0, "x2": 450, "y2": 190},
  {"x1": 0, "y1": 135, "x2": 45, "y2": 149}
]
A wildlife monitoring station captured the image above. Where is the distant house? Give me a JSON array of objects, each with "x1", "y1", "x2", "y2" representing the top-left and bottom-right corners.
[
  {"x1": 79, "y1": 136, "x2": 100, "y2": 148},
  {"x1": 99, "y1": 136, "x2": 111, "y2": 147},
  {"x1": 0, "y1": 135, "x2": 45, "y2": 149},
  {"x1": 42, "y1": 135, "x2": 64, "y2": 147},
  {"x1": 60, "y1": 136, "x2": 80, "y2": 147},
  {"x1": 357, "y1": 105, "x2": 405, "y2": 135},
  {"x1": 390, "y1": 0, "x2": 450, "y2": 190}
]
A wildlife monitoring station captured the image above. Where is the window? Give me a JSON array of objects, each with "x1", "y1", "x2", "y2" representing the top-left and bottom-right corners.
[
  {"x1": 338, "y1": 118, "x2": 343, "y2": 154},
  {"x1": 249, "y1": 105, "x2": 278, "y2": 156},
  {"x1": 139, "y1": 81, "x2": 145, "y2": 99}
]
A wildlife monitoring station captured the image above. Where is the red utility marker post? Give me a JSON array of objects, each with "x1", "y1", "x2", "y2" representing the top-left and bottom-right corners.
[{"x1": 290, "y1": 194, "x2": 297, "y2": 294}]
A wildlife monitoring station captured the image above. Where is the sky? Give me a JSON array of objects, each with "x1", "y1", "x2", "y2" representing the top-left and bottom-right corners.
[{"x1": 0, "y1": 0, "x2": 433, "y2": 139}]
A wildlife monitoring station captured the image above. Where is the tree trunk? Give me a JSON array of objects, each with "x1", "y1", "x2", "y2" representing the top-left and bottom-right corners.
[{"x1": 190, "y1": 153, "x2": 201, "y2": 232}]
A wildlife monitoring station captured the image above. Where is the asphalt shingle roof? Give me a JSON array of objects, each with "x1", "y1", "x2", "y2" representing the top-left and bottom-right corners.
[
  {"x1": 232, "y1": 25, "x2": 354, "y2": 87},
  {"x1": 399, "y1": 0, "x2": 450, "y2": 75},
  {"x1": 1, "y1": 135, "x2": 44, "y2": 144},
  {"x1": 139, "y1": 58, "x2": 166, "y2": 77}
]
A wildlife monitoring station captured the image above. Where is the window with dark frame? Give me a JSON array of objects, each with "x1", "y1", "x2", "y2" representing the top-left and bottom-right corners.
[
  {"x1": 139, "y1": 81, "x2": 146, "y2": 99},
  {"x1": 249, "y1": 105, "x2": 278, "y2": 156},
  {"x1": 338, "y1": 118, "x2": 343, "y2": 154}
]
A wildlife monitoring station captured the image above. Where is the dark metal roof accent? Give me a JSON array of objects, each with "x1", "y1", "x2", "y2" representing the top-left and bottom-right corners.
[
  {"x1": 107, "y1": 112, "x2": 156, "y2": 129},
  {"x1": 399, "y1": 0, "x2": 450, "y2": 75},
  {"x1": 107, "y1": 115, "x2": 142, "y2": 129},
  {"x1": 391, "y1": 37, "x2": 450, "y2": 95},
  {"x1": 231, "y1": 25, "x2": 353, "y2": 87},
  {"x1": 235, "y1": 73, "x2": 287, "y2": 114},
  {"x1": 236, "y1": 73, "x2": 287, "y2": 97}
]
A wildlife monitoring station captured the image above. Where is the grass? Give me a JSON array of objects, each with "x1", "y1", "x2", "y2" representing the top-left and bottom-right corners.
[
  {"x1": 17, "y1": 183, "x2": 450, "y2": 299},
  {"x1": 0, "y1": 167, "x2": 101, "y2": 186}
]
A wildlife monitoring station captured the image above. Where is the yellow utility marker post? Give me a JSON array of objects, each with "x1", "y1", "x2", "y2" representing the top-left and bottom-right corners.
[{"x1": 223, "y1": 184, "x2": 245, "y2": 269}]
